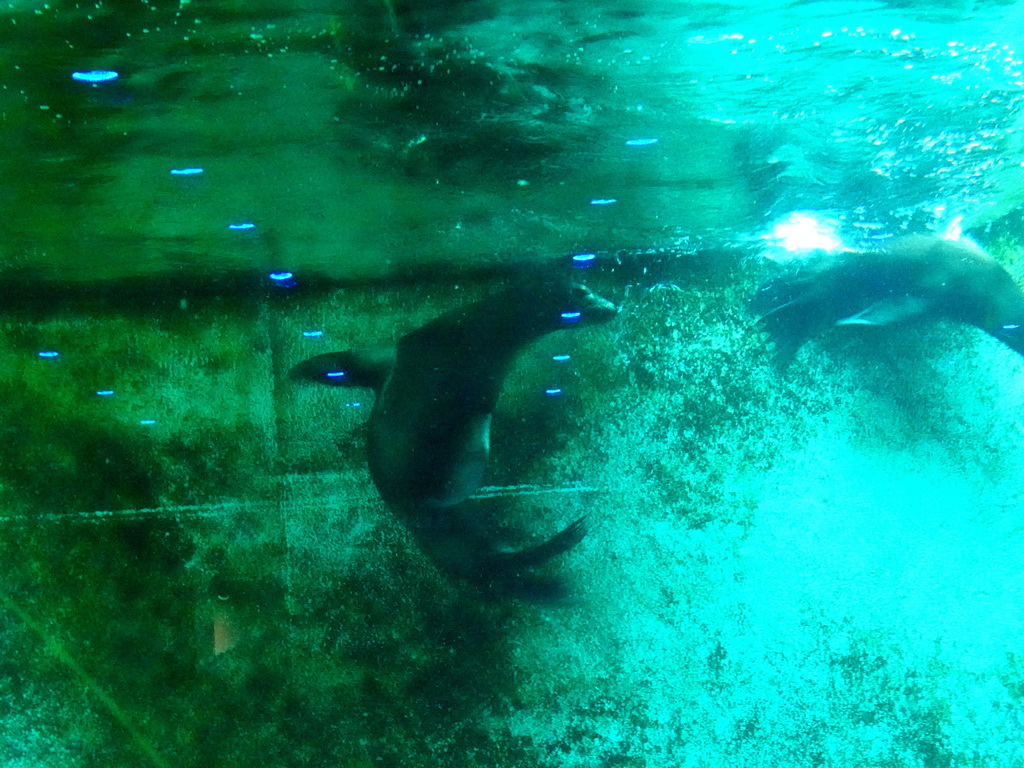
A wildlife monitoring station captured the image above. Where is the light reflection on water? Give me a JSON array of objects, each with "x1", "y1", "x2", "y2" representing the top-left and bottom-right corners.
[{"x1": 0, "y1": 0, "x2": 1021, "y2": 282}]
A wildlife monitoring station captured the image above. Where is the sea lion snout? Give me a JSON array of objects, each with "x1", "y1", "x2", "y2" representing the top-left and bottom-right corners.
[
  {"x1": 288, "y1": 348, "x2": 395, "y2": 391},
  {"x1": 288, "y1": 353, "x2": 352, "y2": 385},
  {"x1": 560, "y1": 283, "x2": 618, "y2": 326}
]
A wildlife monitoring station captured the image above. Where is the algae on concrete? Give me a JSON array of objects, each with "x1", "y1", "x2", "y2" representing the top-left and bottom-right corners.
[{"x1": 4, "y1": 248, "x2": 1024, "y2": 765}]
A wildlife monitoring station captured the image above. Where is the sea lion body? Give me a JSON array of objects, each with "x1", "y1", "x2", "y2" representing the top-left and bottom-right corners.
[
  {"x1": 751, "y1": 234, "x2": 1024, "y2": 364},
  {"x1": 291, "y1": 281, "x2": 617, "y2": 598}
]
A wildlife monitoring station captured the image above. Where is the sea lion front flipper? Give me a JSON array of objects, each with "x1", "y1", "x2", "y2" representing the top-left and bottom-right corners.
[
  {"x1": 433, "y1": 414, "x2": 492, "y2": 507},
  {"x1": 835, "y1": 296, "x2": 930, "y2": 327},
  {"x1": 289, "y1": 347, "x2": 396, "y2": 391},
  {"x1": 750, "y1": 296, "x2": 814, "y2": 368}
]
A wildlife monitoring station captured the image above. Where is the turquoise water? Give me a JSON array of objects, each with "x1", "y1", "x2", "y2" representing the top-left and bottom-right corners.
[
  {"x1": 1, "y1": 1, "x2": 1024, "y2": 766},
  {"x1": 2, "y1": 0, "x2": 1022, "y2": 278}
]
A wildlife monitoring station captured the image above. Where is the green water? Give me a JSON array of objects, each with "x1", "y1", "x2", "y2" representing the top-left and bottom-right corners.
[
  {"x1": 4, "y1": 0, "x2": 1020, "y2": 281},
  {"x1": 2, "y1": 0, "x2": 1024, "y2": 766}
]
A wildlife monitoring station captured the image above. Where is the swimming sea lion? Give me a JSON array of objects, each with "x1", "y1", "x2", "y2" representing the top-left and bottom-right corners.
[
  {"x1": 291, "y1": 281, "x2": 617, "y2": 599},
  {"x1": 750, "y1": 234, "x2": 1024, "y2": 365}
]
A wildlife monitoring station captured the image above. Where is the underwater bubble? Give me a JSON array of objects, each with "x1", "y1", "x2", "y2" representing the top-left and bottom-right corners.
[
  {"x1": 170, "y1": 167, "x2": 204, "y2": 175},
  {"x1": 96, "y1": 390, "x2": 114, "y2": 396},
  {"x1": 71, "y1": 70, "x2": 118, "y2": 83},
  {"x1": 326, "y1": 371, "x2": 345, "y2": 378},
  {"x1": 572, "y1": 253, "x2": 597, "y2": 267},
  {"x1": 302, "y1": 330, "x2": 324, "y2": 338},
  {"x1": 37, "y1": 351, "x2": 59, "y2": 358},
  {"x1": 140, "y1": 419, "x2": 156, "y2": 425},
  {"x1": 545, "y1": 388, "x2": 563, "y2": 396},
  {"x1": 552, "y1": 354, "x2": 571, "y2": 362},
  {"x1": 1003, "y1": 324, "x2": 1020, "y2": 331},
  {"x1": 625, "y1": 138, "x2": 658, "y2": 146},
  {"x1": 345, "y1": 402, "x2": 362, "y2": 408},
  {"x1": 590, "y1": 198, "x2": 617, "y2": 206},
  {"x1": 560, "y1": 311, "x2": 582, "y2": 323},
  {"x1": 269, "y1": 271, "x2": 293, "y2": 281},
  {"x1": 228, "y1": 222, "x2": 256, "y2": 230}
]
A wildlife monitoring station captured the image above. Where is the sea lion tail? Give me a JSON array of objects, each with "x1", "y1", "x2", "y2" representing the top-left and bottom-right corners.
[{"x1": 749, "y1": 275, "x2": 814, "y2": 368}]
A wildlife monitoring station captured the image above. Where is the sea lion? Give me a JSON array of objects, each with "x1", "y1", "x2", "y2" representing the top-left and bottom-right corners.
[
  {"x1": 291, "y1": 280, "x2": 617, "y2": 599},
  {"x1": 750, "y1": 234, "x2": 1024, "y2": 365}
]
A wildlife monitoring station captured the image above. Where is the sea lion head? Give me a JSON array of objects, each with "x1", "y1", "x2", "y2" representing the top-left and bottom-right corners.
[
  {"x1": 492, "y1": 279, "x2": 618, "y2": 337},
  {"x1": 288, "y1": 347, "x2": 395, "y2": 392}
]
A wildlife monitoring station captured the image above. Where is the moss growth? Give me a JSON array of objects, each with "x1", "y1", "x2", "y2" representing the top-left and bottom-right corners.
[{"x1": 4, "y1": 252, "x2": 1024, "y2": 766}]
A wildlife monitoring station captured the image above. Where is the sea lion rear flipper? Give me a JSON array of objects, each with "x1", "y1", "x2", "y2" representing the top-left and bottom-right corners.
[
  {"x1": 289, "y1": 347, "x2": 395, "y2": 391},
  {"x1": 476, "y1": 517, "x2": 587, "y2": 602},
  {"x1": 494, "y1": 517, "x2": 587, "y2": 571},
  {"x1": 750, "y1": 279, "x2": 815, "y2": 368}
]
